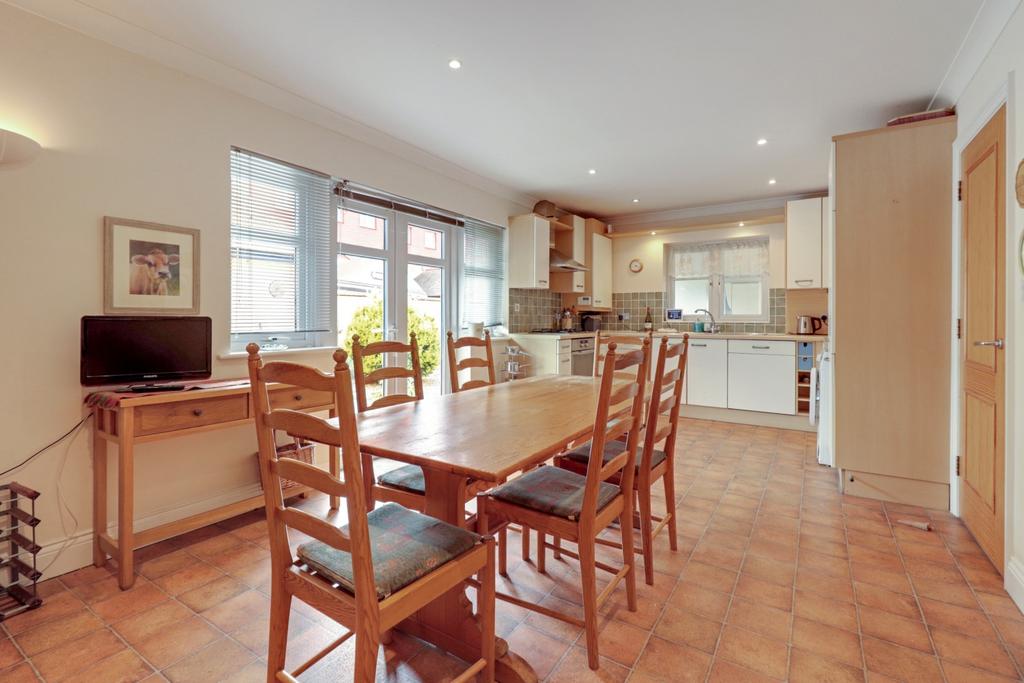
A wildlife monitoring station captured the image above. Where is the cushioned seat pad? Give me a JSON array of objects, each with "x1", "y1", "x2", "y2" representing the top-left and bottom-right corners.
[
  {"x1": 563, "y1": 440, "x2": 667, "y2": 471},
  {"x1": 297, "y1": 503, "x2": 480, "y2": 600},
  {"x1": 377, "y1": 464, "x2": 424, "y2": 494},
  {"x1": 486, "y1": 466, "x2": 619, "y2": 521}
]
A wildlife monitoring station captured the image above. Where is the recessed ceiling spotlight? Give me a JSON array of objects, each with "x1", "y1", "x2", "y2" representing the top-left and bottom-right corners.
[
  {"x1": 739, "y1": 222, "x2": 745, "y2": 227},
  {"x1": 757, "y1": 138, "x2": 768, "y2": 146},
  {"x1": 632, "y1": 198, "x2": 639, "y2": 203},
  {"x1": 588, "y1": 169, "x2": 597, "y2": 175},
  {"x1": 650, "y1": 231, "x2": 657, "y2": 236},
  {"x1": 448, "y1": 59, "x2": 462, "y2": 70},
  {"x1": 768, "y1": 178, "x2": 777, "y2": 185}
]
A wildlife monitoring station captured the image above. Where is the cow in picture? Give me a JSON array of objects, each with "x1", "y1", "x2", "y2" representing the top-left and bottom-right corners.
[{"x1": 129, "y1": 247, "x2": 180, "y2": 295}]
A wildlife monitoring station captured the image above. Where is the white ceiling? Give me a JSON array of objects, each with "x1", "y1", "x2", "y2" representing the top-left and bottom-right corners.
[{"x1": 13, "y1": 0, "x2": 991, "y2": 216}]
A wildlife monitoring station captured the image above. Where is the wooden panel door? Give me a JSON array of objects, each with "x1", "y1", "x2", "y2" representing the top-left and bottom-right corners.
[{"x1": 960, "y1": 105, "x2": 1006, "y2": 571}]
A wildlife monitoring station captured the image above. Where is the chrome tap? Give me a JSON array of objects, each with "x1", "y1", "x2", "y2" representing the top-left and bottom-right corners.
[{"x1": 694, "y1": 308, "x2": 719, "y2": 334}]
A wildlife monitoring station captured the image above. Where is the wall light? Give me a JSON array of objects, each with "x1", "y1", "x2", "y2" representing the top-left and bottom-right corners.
[{"x1": 0, "y1": 129, "x2": 42, "y2": 165}]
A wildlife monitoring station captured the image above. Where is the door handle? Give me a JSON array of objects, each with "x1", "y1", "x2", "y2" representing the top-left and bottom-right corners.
[{"x1": 974, "y1": 339, "x2": 1004, "y2": 349}]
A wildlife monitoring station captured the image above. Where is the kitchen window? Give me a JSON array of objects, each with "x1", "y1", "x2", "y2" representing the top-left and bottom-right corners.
[{"x1": 665, "y1": 237, "x2": 770, "y2": 322}]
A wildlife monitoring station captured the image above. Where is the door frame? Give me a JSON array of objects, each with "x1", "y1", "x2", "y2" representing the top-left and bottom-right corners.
[{"x1": 949, "y1": 83, "x2": 1011, "y2": 542}]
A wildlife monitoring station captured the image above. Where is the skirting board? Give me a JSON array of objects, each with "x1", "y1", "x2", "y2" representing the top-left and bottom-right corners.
[
  {"x1": 36, "y1": 482, "x2": 266, "y2": 580},
  {"x1": 1006, "y1": 556, "x2": 1024, "y2": 616},
  {"x1": 679, "y1": 404, "x2": 817, "y2": 432}
]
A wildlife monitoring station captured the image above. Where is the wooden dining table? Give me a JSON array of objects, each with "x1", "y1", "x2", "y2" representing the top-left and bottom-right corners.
[{"x1": 349, "y1": 374, "x2": 614, "y2": 683}]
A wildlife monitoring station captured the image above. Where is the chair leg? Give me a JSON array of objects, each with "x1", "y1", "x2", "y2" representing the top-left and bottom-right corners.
[
  {"x1": 618, "y1": 503, "x2": 638, "y2": 612},
  {"x1": 662, "y1": 469, "x2": 678, "y2": 551},
  {"x1": 537, "y1": 529, "x2": 546, "y2": 573},
  {"x1": 266, "y1": 585, "x2": 292, "y2": 683},
  {"x1": 578, "y1": 533, "x2": 601, "y2": 670},
  {"x1": 521, "y1": 523, "x2": 531, "y2": 562},
  {"x1": 479, "y1": 538, "x2": 497, "y2": 683},
  {"x1": 638, "y1": 486, "x2": 655, "y2": 586},
  {"x1": 353, "y1": 630, "x2": 380, "y2": 683},
  {"x1": 498, "y1": 528, "x2": 508, "y2": 576},
  {"x1": 553, "y1": 535, "x2": 562, "y2": 560},
  {"x1": 360, "y1": 452, "x2": 375, "y2": 512}
]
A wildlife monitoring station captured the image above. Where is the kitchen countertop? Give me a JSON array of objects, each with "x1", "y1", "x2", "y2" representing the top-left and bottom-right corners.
[{"x1": 512, "y1": 331, "x2": 827, "y2": 343}]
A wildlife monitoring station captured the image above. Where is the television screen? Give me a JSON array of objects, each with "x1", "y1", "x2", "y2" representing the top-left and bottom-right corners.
[{"x1": 81, "y1": 316, "x2": 212, "y2": 386}]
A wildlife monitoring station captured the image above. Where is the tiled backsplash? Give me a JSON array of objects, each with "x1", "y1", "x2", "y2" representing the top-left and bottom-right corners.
[
  {"x1": 594, "y1": 289, "x2": 788, "y2": 334},
  {"x1": 509, "y1": 288, "x2": 788, "y2": 334},
  {"x1": 508, "y1": 288, "x2": 564, "y2": 332}
]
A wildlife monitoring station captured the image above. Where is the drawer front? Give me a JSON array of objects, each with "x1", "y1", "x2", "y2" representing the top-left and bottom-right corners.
[
  {"x1": 557, "y1": 352, "x2": 572, "y2": 375},
  {"x1": 557, "y1": 340, "x2": 572, "y2": 353},
  {"x1": 727, "y1": 353, "x2": 796, "y2": 414},
  {"x1": 135, "y1": 395, "x2": 249, "y2": 436},
  {"x1": 728, "y1": 340, "x2": 795, "y2": 356},
  {"x1": 269, "y1": 387, "x2": 334, "y2": 411}
]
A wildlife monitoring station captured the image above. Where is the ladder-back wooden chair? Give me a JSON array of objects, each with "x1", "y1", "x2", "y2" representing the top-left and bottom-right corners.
[
  {"x1": 477, "y1": 339, "x2": 648, "y2": 670},
  {"x1": 351, "y1": 333, "x2": 428, "y2": 510},
  {"x1": 246, "y1": 345, "x2": 495, "y2": 683},
  {"x1": 446, "y1": 331, "x2": 497, "y2": 392},
  {"x1": 558, "y1": 335, "x2": 689, "y2": 584},
  {"x1": 593, "y1": 331, "x2": 653, "y2": 377}
]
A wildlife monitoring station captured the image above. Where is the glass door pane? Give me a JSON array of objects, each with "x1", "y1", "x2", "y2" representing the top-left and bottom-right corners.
[{"x1": 407, "y1": 262, "x2": 444, "y2": 396}]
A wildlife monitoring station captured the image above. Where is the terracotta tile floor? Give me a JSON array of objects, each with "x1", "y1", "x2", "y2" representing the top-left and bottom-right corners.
[{"x1": 3, "y1": 418, "x2": 1024, "y2": 681}]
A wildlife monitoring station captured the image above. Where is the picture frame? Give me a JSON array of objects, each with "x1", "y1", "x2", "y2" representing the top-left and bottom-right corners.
[{"x1": 103, "y1": 217, "x2": 200, "y2": 315}]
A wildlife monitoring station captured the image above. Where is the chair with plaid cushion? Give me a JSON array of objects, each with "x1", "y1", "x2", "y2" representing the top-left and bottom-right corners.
[
  {"x1": 477, "y1": 339, "x2": 648, "y2": 671},
  {"x1": 557, "y1": 334, "x2": 689, "y2": 584},
  {"x1": 351, "y1": 333, "x2": 490, "y2": 514},
  {"x1": 247, "y1": 345, "x2": 496, "y2": 683}
]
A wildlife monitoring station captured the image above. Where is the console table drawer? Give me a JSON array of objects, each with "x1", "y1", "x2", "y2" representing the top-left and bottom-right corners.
[
  {"x1": 269, "y1": 387, "x2": 333, "y2": 411},
  {"x1": 135, "y1": 395, "x2": 250, "y2": 435}
]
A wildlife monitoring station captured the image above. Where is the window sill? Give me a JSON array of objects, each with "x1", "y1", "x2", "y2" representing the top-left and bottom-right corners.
[{"x1": 218, "y1": 346, "x2": 339, "y2": 361}]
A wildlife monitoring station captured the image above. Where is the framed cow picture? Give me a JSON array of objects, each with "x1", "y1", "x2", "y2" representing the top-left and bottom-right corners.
[{"x1": 103, "y1": 217, "x2": 200, "y2": 315}]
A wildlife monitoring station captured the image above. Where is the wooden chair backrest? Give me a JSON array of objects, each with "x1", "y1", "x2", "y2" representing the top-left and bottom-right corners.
[
  {"x1": 579, "y1": 338, "x2": 649, "y2": 525},
  {"x1": 351, "y1": 333, "x2": 424, "y2": 412},
  {"x1": 593, "y1": 332, "x2": 653, "y2": 378},
  {"x1": 638, "y1": 335, "x2": 689, "y2": 475},
  {"x1": 246, "y1": 345, "x2": 377, "y2": 615},
  {"x1": 446, "y1": 331, "x2": 497, "y2": 392}
]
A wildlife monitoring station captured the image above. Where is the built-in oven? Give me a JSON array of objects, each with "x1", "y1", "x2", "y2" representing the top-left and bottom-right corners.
[{"x1": 570, "y1": 336, "x2": 595, "y2": 376}]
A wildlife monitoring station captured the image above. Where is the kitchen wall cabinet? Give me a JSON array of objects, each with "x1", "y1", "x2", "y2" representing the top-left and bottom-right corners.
[
  {"x1": 591, "y1": 233, "x2": 612, "y2": 308},
  {"x1": 786, "y1": 197, "x2": 824, "y2": 288},
  {"x1": 685, "y1": 339, "x2": 727, "y2": 408},
  {"x1": 508, "y1": 214, "x2": 550, "y2": 289},
  {"x1": 550, "y1": 214, "x2": 586, "y2": 294},
  {"x1": 726, "y1": 340, "x2": 796, "y2": 414}
]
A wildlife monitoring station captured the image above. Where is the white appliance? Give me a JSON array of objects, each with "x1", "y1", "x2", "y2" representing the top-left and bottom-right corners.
[
  {"x1": 812, "y1": 350, "x2": 834, "y2": 466},
  {"x1": 570, "y1": 337, "x2": 595, "y2": 376}
]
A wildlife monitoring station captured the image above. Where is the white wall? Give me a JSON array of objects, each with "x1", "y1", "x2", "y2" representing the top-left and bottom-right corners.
[
  {"x1": 953, "y1": 3, "x2": 1024, "y2": 607},
  {"x1": 0, "y1": 4, "x2": 530, "y2": 577},
  {"x1": 611, "y1": 223, "x2": 786, "y2": 293}
]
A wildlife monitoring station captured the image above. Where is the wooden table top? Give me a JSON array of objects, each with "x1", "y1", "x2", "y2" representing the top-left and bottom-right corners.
[{"x1": 350, "y1": 375, "x2": 610, "y2": 482}]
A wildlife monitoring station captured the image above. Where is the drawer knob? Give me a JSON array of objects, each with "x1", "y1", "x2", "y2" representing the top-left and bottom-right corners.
[
  {"x1": 293, "y1": 394, "x2": 303, "y2": 401},
  {"x1": 192, "y1": 408, "x2": 204, "y2": 417}
]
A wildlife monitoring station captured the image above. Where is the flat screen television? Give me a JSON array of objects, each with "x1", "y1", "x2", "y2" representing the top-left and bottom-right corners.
[{"x1": 81, "y1": 316, "x2": 212, "y2": 387}]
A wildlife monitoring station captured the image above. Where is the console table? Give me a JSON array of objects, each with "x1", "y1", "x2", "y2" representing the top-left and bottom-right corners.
[{"x1": 90, "y1": 380, "x2": 335, "y2": 589}]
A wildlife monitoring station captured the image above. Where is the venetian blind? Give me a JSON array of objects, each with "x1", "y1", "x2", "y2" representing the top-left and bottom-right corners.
[
  {"x1": 461, "y1": 220, "x2": 506, "y2": 328},
  {"x1": 230, "y1": 148, "x2": 333, "y2": 337}
]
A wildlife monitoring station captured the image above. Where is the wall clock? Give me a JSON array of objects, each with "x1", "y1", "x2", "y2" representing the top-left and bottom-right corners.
[
  {"x1": 1016, "y1": 157, "x2": 1024, "y2": 208},
  {"x1": 628, "y1": 258, "x2": 643, "y2": 273}
]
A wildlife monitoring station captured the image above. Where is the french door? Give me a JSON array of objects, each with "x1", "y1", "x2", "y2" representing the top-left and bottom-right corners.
[{"x1": 336, "y1": 199, "x2": 456, "y2": 397}]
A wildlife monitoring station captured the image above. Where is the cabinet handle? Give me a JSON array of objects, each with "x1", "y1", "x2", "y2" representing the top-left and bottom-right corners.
[
  {"x1": 192, "y1": 408, "x2": 204, "y2": 417},
  {"x1": 539, "y1": 279, "x2": 547, "y2": 285},
  {"x1": 293, "y1": 394, "x2": 303, "y2": 401},
  {"x1": 795, "y1": 279, "x2": 814, "y2": 286},
  {"x1": 752, "y1": 345, "x2": 770, "y2": 350},
  {"x1": 692, "y1": 343, "x2": 708, "y2": 348}
]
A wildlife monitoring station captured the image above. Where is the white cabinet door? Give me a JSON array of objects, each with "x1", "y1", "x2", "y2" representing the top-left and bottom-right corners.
[
  {"x1": 685, "y1": 339, "x2": 728, "y2": 408},
  {"x1": 786, "y1": 197, "x2": 823, "y2": 288},
  {"x1": 822, "y1": 193, "x2": 833, "y2": 289},
  {"x1": 508, "y1": 215, "x2": 550, "y2": 289},
  {"x1": 727, "y1": 352, "x2": 796, "y2": 414},
  {"x1": 570, "y1": 215, "x2": 586, "y2": 293},
  {"x1": 591, "y1": 234, "x2": 612, "y2": 308}
]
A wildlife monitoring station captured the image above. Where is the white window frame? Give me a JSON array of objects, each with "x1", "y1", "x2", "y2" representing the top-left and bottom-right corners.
[{"x1": 665, "y1": 238, "x2": 770, "y2": 323}]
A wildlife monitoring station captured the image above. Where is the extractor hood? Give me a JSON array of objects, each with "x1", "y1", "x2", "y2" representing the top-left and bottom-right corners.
[{"x1": 549, "y1": 248, "x2": 589, "y2": 272}]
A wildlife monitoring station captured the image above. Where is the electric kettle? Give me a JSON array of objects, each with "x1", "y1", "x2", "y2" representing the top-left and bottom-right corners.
[{"x1": 797, "y1": 315, "x2": 824, "y2": 334}]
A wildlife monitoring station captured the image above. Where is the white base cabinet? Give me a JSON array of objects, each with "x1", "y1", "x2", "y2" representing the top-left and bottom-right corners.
[
  {"x1": 685, "y1": 339, "x2": 728, "y2": 408},
  {"x1": 726, "y1": 340, "x2": 796, "y2": 415}
]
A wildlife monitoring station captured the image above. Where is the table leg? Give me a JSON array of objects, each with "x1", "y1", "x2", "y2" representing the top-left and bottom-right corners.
[
  {"x1": 117, "y1": 409, "x2": 135, "y2": 589},
  {"x1": 91, "y1": 409, "x2": 107, "y2": 567},
  {"x1": 398, "y1": 469, "x2": 536, "y2": 683}
]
